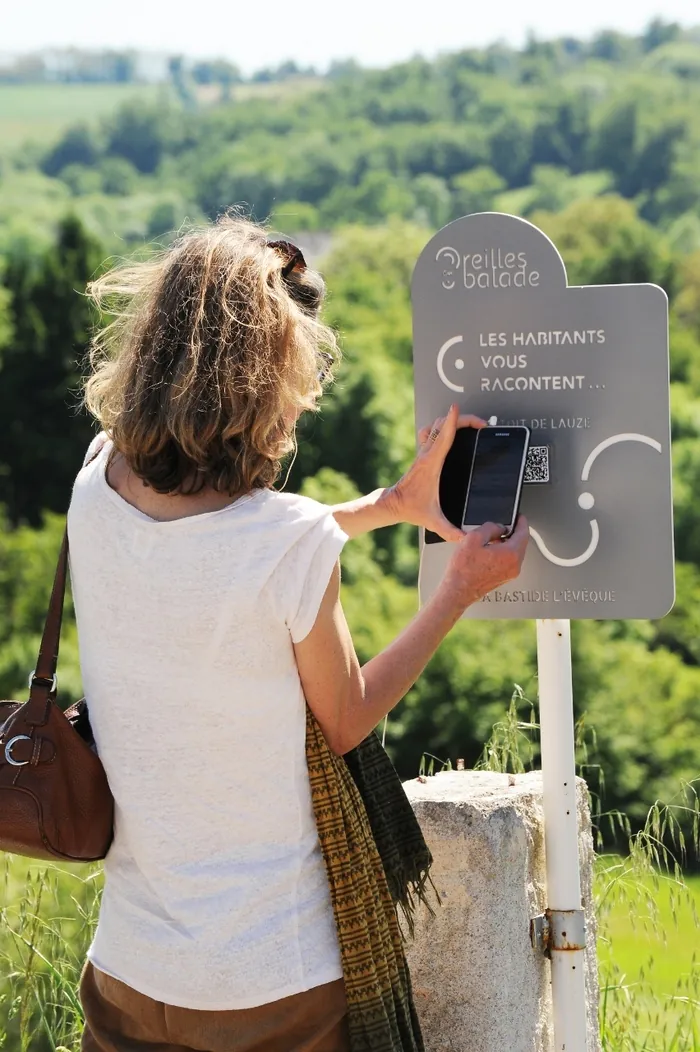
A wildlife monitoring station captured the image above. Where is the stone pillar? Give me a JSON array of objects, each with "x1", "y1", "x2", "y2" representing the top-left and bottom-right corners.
[{"x1": 401, "y1": 770, "x2": 600, "y2": 1052}]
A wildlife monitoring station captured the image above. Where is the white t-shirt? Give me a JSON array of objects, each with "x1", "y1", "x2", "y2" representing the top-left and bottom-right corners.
[{"x1": 67, "y1": 437, "x2": 347, "y2": 1010}]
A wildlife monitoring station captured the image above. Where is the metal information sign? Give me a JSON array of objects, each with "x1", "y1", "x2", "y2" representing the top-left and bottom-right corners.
[{"x1": 412, "y1": 212, "x2": 675, "y2": 620}]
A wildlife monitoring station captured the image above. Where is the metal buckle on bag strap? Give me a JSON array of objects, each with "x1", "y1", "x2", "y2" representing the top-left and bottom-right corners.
[
  {"x1": 4, "y1": 735, "x2": 31, "y2": 766},
  {"x1": 28, "y1": 670, "x2": 57, "y2": 693}
]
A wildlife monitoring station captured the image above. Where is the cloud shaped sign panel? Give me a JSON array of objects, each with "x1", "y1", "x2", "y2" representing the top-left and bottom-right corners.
[{"x1": 412, "y1": 213, "x2": 674, "y2": 621}]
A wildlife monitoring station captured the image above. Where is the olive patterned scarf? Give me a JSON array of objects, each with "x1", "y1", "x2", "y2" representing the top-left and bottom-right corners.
[{"x1": 305, "y1": 707, "x2": 439, "y2": 1052}]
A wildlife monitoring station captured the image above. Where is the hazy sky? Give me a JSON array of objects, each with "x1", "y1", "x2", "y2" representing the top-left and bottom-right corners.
[{"x1": 5, "y1": 0, "x2": 700, "y2": 73}]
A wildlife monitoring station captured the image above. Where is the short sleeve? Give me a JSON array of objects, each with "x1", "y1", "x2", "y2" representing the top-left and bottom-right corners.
[
  {"x1": 282, "y1": 513, "x2": 348, "y2": 643},
  {"x1": 83, "y1": 431, "x2": 108, "y2": 467}
]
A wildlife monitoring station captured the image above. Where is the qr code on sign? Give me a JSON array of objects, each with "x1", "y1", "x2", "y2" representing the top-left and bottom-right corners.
[{"x1": 524, "y1": 446, "x2": 550, "y2": 484}]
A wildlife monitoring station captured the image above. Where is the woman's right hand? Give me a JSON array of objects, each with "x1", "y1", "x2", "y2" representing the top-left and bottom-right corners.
[{"x1": 440, "y1": 516, "x2": 530, "y2": 611}]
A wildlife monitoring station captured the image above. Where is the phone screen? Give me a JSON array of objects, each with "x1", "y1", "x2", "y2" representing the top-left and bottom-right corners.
[{"x1": 463, "y1": 428, "x2": 529, "y2": 528}]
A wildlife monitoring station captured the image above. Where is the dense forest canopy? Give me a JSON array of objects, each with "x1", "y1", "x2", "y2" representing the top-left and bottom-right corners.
[
  {"x1": 1, "y1": 21, "x2": 700, "y2": 845},
  {"x1": 1, "y1": 20, "x2": 700, "y2": 253}
]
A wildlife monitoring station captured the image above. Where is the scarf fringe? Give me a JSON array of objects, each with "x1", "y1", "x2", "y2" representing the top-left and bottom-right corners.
[{"x1": 393, "y1": 870, "x2": 440, "y2": 941}]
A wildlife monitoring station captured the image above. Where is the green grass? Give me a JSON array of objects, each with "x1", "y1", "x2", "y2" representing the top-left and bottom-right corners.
[
  {"x1": 1, "y1": 858, "x2": 103, "y2": 1051},
  {"x1": 590, "y1": 775, "x2": 700, "y2": 1049},
  {"x1": 599, "y1": 872, "x2": 700, "y2": 991},
  {"x1": 2, "y1": 854, "x2": 699, "y2": 1051},
  {"x1": 595, "y1": 858, "x2": 700, "y2": 1049},
  {"x1": 0, "y1": 83, "x2": 170, "y2": 149}
]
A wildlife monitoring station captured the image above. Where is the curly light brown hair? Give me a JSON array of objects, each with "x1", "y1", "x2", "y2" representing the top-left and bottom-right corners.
[{"x1": 83, "y1": 215, "x2": 338, "y2": 495}]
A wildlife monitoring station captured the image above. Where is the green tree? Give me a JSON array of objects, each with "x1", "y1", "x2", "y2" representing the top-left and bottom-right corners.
[
  {"x1": 42, "y1": 123, "x2": 102, "y2": 178},
  {"x1": 451, "y1": 166, "x2": 506, "y2": 217},
  {"x1": 412, "y1": 174, "x2": 451, "y2": 228},
  {"x1": 589, "y1": 30, "x2": 637, "y2": 63},
  {"x1": 321, "y1": 171, "x2": 417, "y2": 225},
  {"x1": 99, "y1": 157, "x2": 139, "y2": 196},
  {"x1": 192, "y1": 60, "x2": 241, "y2": 100},
  {"x1": 671, "y1": 438, "x2": 700, "y2": 567},
  {"x1": 400, "y1": 123, "x2": 490, "y2": 180},
  {"x1": 589, "y1": 88, "x2": 691, "y2": 200},
  {"x1": 0, "y1": 217, "x2": 101, "y2": 525},
  {"x1": 270, "y1": 201, "x2": 322, "y2": 231},
  {"x1": 146, "y1": 201, "x2": 179, "y2": 240},
  {"x1": 104, "y1": 102, "x2": 182, "y2": 174},
  {"x1": 0, "y1": 508, "x2": 82, "y2": 702},
  {"x1": 0, "y1": 269, "x2": 13, "y2": 354},
  {"x1": 531, "y1": 195, "x2": 676, "y2": 290},
  {"x1": 194, "y1": 147, "x2": 282, "y2": 220},
  {"x1": 384, "y1": 619, "x2": 537, "y2": 777},
  {"x1": 572, "y1": 621, "x2": 700, "y2": 826},
  {"x1": 649, "y1": 560, "x2": 700, "y2": 666},
  {"x1": 488, "y1": 113, "x2": 534, "y2": 185},
  {"x1": 498, "y1": 167, "x2": 614, "y2": 217},
  {"x1": 675, "y1": 251, "x2": 700, "y2": 336},
  {"x1": 641, "y1": 18, "x2": 681, "y2": 53},
  {"x1": 58, "y1": 163, "x2": 103, "y2": 197}
]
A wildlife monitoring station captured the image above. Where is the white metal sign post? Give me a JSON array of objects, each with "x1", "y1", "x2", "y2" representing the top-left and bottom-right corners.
[
  {"x1": 411, "y1": 213, "x2": 674, "y2": 1051},
  {"x1": 537, "y1": 619, "x2": 588, "y2": 1050}
]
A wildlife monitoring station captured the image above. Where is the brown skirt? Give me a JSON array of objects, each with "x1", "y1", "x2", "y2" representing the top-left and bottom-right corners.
[{"x1": 79, "y1": 961, "x2": 350, "y2": 1052}]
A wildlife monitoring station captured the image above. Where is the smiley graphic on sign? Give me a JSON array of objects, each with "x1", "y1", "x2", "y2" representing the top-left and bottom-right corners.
[
  {"x1": 528, "y1": 433, "x2": 663, "y2": 567},
  {"x1": 436, "y1": 334, "x2": 466, "y2": 393}
]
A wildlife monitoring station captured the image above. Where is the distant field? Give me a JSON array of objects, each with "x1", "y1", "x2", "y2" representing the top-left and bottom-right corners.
[
  {"x1": 0, "y1": 83, "x2": 171, "y2": 149},
  {"x1": 0, "y1": 77, "x2": 324, "y2": 153},
  {"x1": 233, "y1": 76, "x2": 324, "y2": 101}
]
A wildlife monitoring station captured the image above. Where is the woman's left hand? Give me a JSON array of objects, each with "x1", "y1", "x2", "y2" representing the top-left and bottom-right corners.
[{"x1": 385, "y1": 405, "x2": 487, "y2": 541}]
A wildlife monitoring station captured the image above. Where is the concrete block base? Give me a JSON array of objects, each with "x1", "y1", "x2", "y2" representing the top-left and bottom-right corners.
[{"x1": 401, "y1": 770, "x2": 600, "y2": 1052}]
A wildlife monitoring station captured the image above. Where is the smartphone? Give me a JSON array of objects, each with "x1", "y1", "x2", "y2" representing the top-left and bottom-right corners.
[
  {"x1": 462, "y1": 426, "x2": 530, "y2": 538},
  {"x1": 425, "y1": 427, "x2": 478, "y2": 544}
]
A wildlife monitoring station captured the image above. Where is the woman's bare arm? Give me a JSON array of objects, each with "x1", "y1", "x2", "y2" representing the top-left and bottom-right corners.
[
  {"x1": 294, "y1": 517, "x2": 529, "y2": 755},
  {"x1": 330, "y1": 489, "x2": 398, "y2": 539}
]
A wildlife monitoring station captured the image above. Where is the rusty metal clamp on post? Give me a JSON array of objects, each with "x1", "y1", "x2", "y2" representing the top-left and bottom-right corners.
[{"x1": 530, "y1": 908, "x2": 587, "y2": 957}]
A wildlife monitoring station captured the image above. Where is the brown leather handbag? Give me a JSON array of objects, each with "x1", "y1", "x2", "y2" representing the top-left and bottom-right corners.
[{"x1": 0, "y1": 527, "x2": 114, "y2": 862}]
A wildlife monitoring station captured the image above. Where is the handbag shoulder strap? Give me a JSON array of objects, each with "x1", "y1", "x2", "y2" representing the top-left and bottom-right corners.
[
  {"x1": 31, "y1": 529, "x2": 70, "y2": 691},
  {"x1": 29, "y1": 440, "x2": 108, "y2": 704}
]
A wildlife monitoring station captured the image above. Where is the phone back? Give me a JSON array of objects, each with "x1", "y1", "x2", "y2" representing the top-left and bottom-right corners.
[{"x1": 425, "y1": 428, "x2": 478, "y2": 544}]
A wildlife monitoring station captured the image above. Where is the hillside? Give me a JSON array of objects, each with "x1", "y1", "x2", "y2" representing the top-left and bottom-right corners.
[{"x1": 2, "y1": 25, "x2": 700, "y2": 250}]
